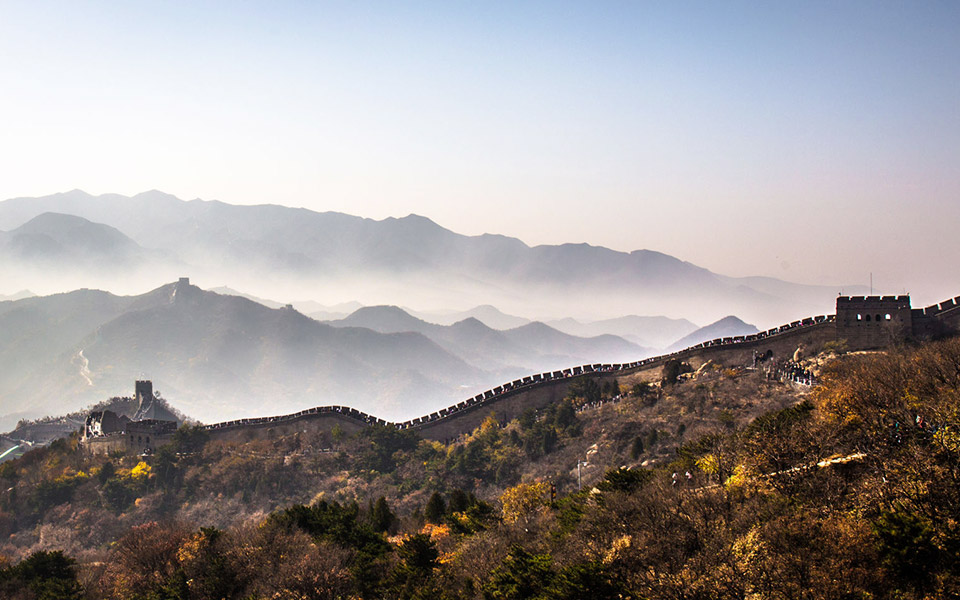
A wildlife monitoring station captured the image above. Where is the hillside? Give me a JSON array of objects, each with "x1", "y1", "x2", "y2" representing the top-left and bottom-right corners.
[
  {"x1": 2, "y1": 339, "x2": 958, "y2": 598},
  {"x1": 0, "y1": 338, "x2": 808, "y2": 562}
]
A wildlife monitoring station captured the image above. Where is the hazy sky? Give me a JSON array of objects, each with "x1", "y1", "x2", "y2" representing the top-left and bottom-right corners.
[{"x1": 2, "y1": 1, "x2": 959, "y2": 300}]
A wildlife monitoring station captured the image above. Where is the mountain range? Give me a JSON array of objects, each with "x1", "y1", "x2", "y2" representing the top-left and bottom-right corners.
[
  {"x1": 330, "y1": 305, "x2": 652, "y2": 374},
  {"x1": 0, "y1": 190, "x2": 864, "y2": 326},
  {"x1": 0, "y1": 280, "x2": 481, "y2": 430},
  {"x1": 5, "y1": 280, "x2": 741, "y2": 431}
]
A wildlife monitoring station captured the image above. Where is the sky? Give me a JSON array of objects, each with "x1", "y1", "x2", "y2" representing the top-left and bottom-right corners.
[{"x1": 1, "y1": 1, "x2": 959, "y2": 301}]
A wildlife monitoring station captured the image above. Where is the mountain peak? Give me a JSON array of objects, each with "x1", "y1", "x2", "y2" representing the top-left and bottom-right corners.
[{"x1": 666, "y1": 315, "x2": 759, "y2": 351}]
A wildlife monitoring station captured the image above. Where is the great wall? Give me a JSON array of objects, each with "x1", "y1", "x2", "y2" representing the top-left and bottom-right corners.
[{"x1": 81, "y1": 293, "x2": 960, "y2": 454}]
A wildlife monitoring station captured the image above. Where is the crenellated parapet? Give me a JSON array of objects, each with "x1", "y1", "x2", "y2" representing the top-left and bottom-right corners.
[{"x1": 84, "y1": 293, "x2": 960, "y2": 449}]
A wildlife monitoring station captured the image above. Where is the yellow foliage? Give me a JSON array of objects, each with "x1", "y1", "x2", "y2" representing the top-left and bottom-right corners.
[
  {"x1": 603, "y1": 535, "x2": 631, "y2": 565},
  {"x1": 420, "y1": 522, "x2": 451, "y2": 540},
  {"x1": 480, "y1": 414, "x2": 498, "y2": 434},
  {"x1": 54, "y1": 470, "x2": 89, "y2": 483},
  {"x1": 934, "y1": 425, "x2": 960, "y2": 453},
  {"x1": 499, "y1": 481, "x2": 550, "y2": 524},
  {"x1": 731, "y1": 526, "x2": 765, "y2": 566},
  {"x1": 724, "y1": 464, "x2": 750, "y2": 490},
  {"x1": 129, "y1": 461, "x2": 152, "y2": 480},
  {"x1": 697, "y1": 453, "x2": 720, "y2": 475}
]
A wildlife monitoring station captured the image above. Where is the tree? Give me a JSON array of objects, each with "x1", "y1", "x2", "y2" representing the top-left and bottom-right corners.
[
  {"x1": 499, "y1": 482, "x2": 550, "y2": 525},
  {"x1": 371, "y1": 496, "x2": 396, "y2": 533},
  {"x1": 172, "y1": 425, "x2": 209, "y2": 454},
  {"x1": 398, "y1": 533, "x2": 438, "y2": 575},
  {"x1": 662, "y1": 359, "x2": 682, "y2": 385},
  {"x1": 391, "y1": 534, "x2": 441, "y2": 600},
  {"x1": 104, "y1": 521, "x2": 192, "y2": 600},
  {"x1": 424, "y1": 492, "x2": 446, "y2": 523},
  {"x1": 602, "y1": 380, "x2": 619, "y2": 398},
  {"x1": 96, "y1": 460, "x2": 115, "y2": 484},
  {"x1": 448, "y1": 488, "x2": 471, "y2": 513},
  {"x1": 597, "y1": 467, "x2": 652, "y2": 494},
  {"x1": 482, "y1": 546, "x2": 553, "y2": 600},
  {"x1": 566, "y1": 378, "x2": 600, "y2": 403},
  {"x1": 0, "y1": 550, "x2": 83, "y2": 600},
  {"x1": 554, "y1": 400, "x2": 578, "y2": 431},
  {"x1": 629, "y1": 436, "x2": 644, "y2": 460}
]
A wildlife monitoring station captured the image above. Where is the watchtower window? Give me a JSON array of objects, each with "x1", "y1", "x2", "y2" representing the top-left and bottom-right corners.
[
  {"x1": 885, "y1": 314, "x2": 892, "y2": 320},
  {"x1": 876, "y1": 314, "x2": 881, "y2": 322},
  {"x1": 857, "y1": 314, "x2": 862, "y2": 321},
  {"x1": 866, "y1": 314, "x2": 871, "y2": 322}
]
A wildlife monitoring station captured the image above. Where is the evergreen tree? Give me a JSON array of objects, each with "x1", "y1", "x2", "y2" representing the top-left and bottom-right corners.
[
  {"x1": 424, "y1": 492, "x2": 446, "y2": 523},
  {"x1": 371, "y1": 496, "x2": 396, "y2": 533}
]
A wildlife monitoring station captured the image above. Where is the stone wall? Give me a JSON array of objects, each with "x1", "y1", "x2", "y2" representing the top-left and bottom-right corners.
[
  {"x1": 414, "y1": 373, "x2": 621, "y2": 442},
  {"x1": 205, "y1": 411, "x2": 369, "y2": 443},
  {"x1": 84, "y1": 431, "x2": 174, "y2": 455},
  {"x1": 78, "y1": 293, "x2": 960, "y2": 453}
]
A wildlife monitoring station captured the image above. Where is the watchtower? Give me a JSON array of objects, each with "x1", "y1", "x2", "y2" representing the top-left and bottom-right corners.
[
  {"x1": 135, "y1": 380, "x2": 153, "y2": 405},
  {"x1": 835, "y1": 295, "x2": 912, "y2": 350}
]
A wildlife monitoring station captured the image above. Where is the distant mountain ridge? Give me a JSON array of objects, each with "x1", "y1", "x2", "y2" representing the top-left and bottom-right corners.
[
  {"x1": 0, "y1": 280, "x2": 494, "y2": 430},
  {"x1": 666, "y1": 316, "x2": 760, "y2": 352},
  {"x1": 0, "y1": 190, "x2": 865, "y2": 325},
  {"x1": 0, "y1": 290, "x2": 33, "y2": 302},
  {"x1": 0, "y1": 281, "x2": 665, "y2": 431},
  {"x1": 330, "y1": 305, "x2": 653, "y2": 373},
  {"x1": 407, "y1": 305, "x2": 532, "y2": 330},
  {"x1": 545, "y1": 315, "x2": 699, "y2": 349},
  {"x1": 0, "y1": 212, "x2": 149, "y2": 268}
]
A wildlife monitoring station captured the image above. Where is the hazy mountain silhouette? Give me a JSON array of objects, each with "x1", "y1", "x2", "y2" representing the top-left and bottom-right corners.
[
  {"x1": 209, "y1": 287, "x2": 360, "y2": 318},
  {"x1": 665, "y1": 316, "x2": 760, "y2": 352},
  {"x1": 330, "y1": 305, "x2": 652, "y2": 375},
  {"x1": 545, "y1": 315, "x2": 699, "y2": 349},
  {"x1": 0, "y1": 290, "x2": 34, "y2": 301},
  {"x1": 0, "y1": 212, "x2": 148, "y2": 268},
  {"x1": 409, "y1": 305, "x2": 532, "y2": 330},
  {"x1": 0, "y1": 190, "x2": 863, "y2": 325},
  {"x1": 0, "y1": 280, "x2": 494, "y2": 430}
]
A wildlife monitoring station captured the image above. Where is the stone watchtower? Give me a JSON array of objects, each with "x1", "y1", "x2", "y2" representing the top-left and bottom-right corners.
[
  {"x1": 133, "y1": 380, "x2": 158, "y2": 421},
  {"x1": 835, "y1": 295, "x2": 913, "y2": 350},
  {"x1": 135, "y1": 380, "x2": 153, "y2": 405}
]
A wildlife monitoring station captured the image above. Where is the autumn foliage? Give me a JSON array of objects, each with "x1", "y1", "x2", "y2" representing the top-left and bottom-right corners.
[{"x1": 4, "y1": 339, "x2": 960, "y2": 597}]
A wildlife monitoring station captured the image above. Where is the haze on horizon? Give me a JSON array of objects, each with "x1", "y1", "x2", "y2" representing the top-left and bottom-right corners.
[{"x1": 1, "y1": 1, "x2": 959, "y2": 299}]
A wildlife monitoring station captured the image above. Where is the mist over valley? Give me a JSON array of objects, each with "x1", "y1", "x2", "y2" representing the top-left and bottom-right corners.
[{"x1": 0, "y1": 190, "x2": 846, "y2": 429}]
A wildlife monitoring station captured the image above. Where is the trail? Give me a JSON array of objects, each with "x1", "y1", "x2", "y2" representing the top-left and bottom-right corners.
[{"x1": 77, "y1": 349, "x2": 93, "y2": 386}]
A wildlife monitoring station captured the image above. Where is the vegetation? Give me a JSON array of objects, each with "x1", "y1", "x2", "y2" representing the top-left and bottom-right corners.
[{"x1": 4, "y1": 338, "x2": 960, "y2": 597}]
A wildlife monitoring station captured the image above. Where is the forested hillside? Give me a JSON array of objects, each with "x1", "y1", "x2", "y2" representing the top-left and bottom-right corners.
[{"x1": 2, "y1": 339, "x2": 960, "y2": 598}]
